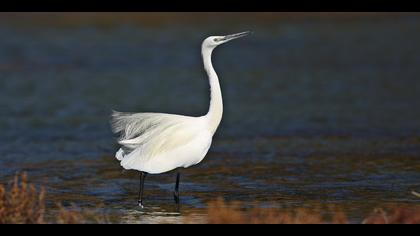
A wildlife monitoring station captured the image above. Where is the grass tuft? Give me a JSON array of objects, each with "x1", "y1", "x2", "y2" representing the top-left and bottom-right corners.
[
  {"x1": 200, "y1": 198, "x2": 348, "y2": 224},
  {"x1": 0, "y1": 173, "x2": 45, "y2": 224},
  {"x1": 0, "y1": 173, "x2": 106, "y2": 224},
  {"x1": 189, "y1": 198, "x2": 420, "y2": 224}
]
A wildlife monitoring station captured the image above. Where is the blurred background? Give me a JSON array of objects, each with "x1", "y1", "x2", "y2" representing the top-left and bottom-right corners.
[{"x1": 0, "y1": 12, "x2": 419, "y2": 223}]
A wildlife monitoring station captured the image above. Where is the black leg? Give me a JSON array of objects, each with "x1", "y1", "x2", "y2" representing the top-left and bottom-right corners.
[
  {"x1": 174, "y1": 172, "x2": 180, "y2": 208},
  {"x1": 138, "y1": 172, "x2": 147, "y2": 207}
]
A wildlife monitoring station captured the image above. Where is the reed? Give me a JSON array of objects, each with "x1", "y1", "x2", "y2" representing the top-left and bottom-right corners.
[
  {"x1": 0, "y1": 173, "x2": 45, "y2": 224},
  {"x1": 193, "y1": 198, "x2": 348, "y2": 224},
  {"x1": 187, "y1": 198, "x2": 420, "y2": 224},
  {"x1": 0, "y1": 173, "x2": 106, "y2": 224}
]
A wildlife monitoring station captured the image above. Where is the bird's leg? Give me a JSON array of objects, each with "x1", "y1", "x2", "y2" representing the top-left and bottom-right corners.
[
  {"x1": 174, "y1": 172, "x2": 180, "y2": 209},
  {"x1": 138, "y1": 171, "x2": 147, "y2": 208}
]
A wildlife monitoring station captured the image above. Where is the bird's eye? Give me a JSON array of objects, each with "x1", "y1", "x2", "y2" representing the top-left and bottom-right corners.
[{"x1": 213, "y1": 38, "x2": 218, "y2": 42}]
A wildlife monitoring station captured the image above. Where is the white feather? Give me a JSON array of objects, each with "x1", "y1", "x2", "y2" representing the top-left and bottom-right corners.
[{"x1": 110, "y1": 111, "x2": 212, "y2": 173}]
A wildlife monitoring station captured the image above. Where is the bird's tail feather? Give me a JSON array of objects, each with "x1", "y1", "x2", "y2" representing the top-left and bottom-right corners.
[
  {"x1": 110, "y1": 110, "x2": 171, "y2": 143},
  {"x1": 115, "y1": 148, "x2": 125, "y2": 161},
  {"x1": 110, "y1": 110, "x2": 193, "y2": 159},
  {"x1": 110, "y1": 110, "x2": 133, "y2": 135}
]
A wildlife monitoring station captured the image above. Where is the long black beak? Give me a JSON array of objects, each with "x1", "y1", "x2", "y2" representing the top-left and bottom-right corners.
[{"x1": 223, "y1": 31, "x2": 252, "y2": 42}]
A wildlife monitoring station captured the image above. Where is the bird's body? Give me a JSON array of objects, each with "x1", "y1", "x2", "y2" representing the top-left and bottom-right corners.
[
  {"x1": 110, "y1": 31, "x2": 250, "y2": 207},
  {"x1": 111, "y1": 112, "x2": 212, "y2": 174}
]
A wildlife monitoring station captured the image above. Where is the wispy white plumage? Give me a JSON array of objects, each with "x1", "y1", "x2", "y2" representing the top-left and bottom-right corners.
[
  {"x1": 110, "y1": 31, "x2": 250, "y2": 175},
  {"x1": 111, "y1": 111, "x2": 211, "y2": 173}
]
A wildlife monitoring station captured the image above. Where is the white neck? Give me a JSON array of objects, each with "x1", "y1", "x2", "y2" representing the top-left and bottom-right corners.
[{"x1": 202, "y1": 45, "x2": 223, "y2": 135}]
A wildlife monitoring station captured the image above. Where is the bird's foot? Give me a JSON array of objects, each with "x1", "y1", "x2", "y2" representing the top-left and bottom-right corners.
[{"x1": 138, "y1": 201, "x2": 144, "y2": 208}]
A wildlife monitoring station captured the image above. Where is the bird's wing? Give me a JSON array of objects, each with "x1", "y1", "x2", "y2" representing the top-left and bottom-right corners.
[{"x1": 110, "y1": 111, "x2": 203, "y2": 157}]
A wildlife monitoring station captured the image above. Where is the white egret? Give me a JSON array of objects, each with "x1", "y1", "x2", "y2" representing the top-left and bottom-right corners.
[{"x1": 110, "y1": 31, "x2": 251, "y2": 208}]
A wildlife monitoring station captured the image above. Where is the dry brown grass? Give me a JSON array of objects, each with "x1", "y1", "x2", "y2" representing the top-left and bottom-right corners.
[
  {"x1": 190, "y1": 198, "x2": 420, "y2": 224},
  {"x1": 363, "y1": 206, "x2": 420, "y2": 224},
  {"x1": 0, "y1": 173, "x2": 106, "y2": 224},
  {"x1": 54, "y1": 203, "x2": 107, "y2": 224},
  {"x1": 0, "y1": 173, "x2": 45, "y2": 224},
  {"x1": 195, "y1": 198, "x2": 347, "y2": 224}
]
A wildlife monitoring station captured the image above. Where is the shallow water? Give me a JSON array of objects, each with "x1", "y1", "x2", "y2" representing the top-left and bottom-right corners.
[{"x1": 0, "y1": 14, "x2": 420, "y2": 223}]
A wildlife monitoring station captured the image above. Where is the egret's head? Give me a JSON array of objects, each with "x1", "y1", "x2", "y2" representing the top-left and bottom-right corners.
[{"x1": 202, "y1": 31, "x2": 251, "y2": 50}]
